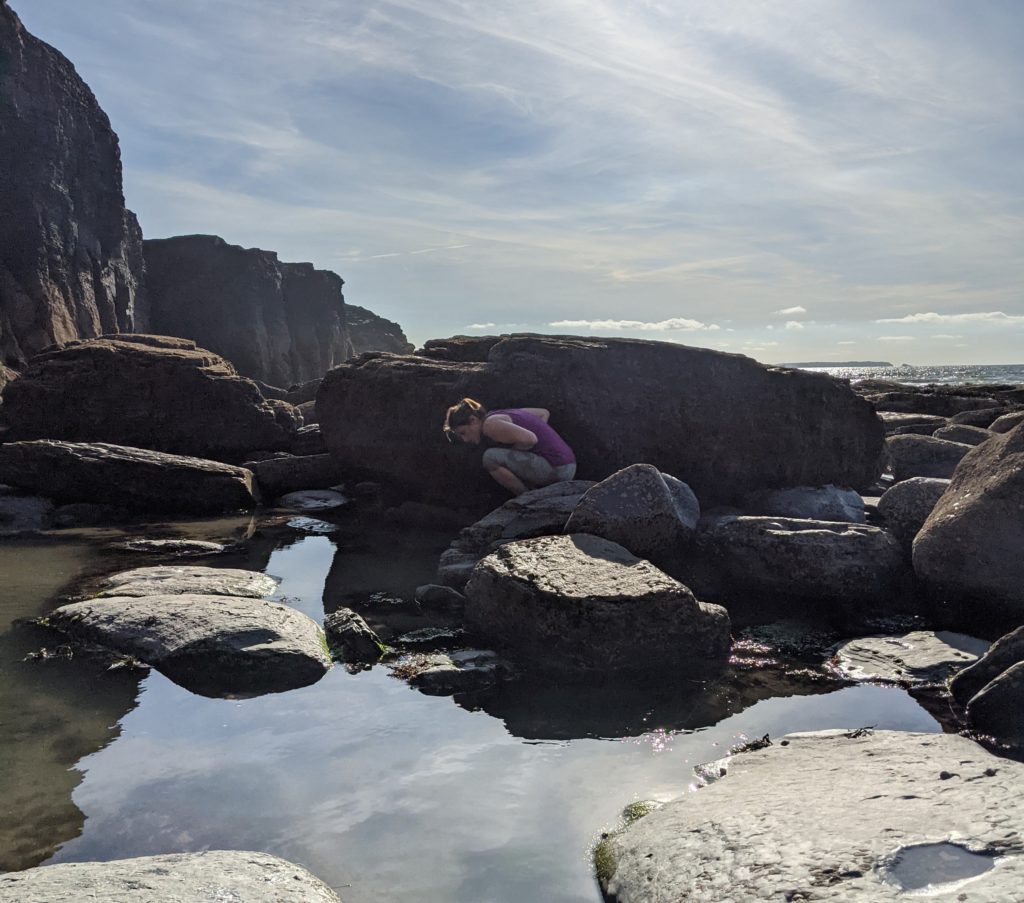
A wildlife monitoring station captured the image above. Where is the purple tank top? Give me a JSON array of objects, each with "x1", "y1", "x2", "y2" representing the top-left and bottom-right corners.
[{"x1": 487, "y1": 409, "x2": 576, "y2": 467}]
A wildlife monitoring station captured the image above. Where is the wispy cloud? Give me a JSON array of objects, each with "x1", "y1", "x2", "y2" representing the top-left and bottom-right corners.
[
  {"x1": 876, "y1": 311, "x2": 1024, "y2": 325},
  {"x1": 548, "y1": 318, "x2": 719, "y2": 332},
  {"x1": 784, "y1": 321, "x2": 805, "y2": 330},
  {"x1": 463, "y1": 322, "x2": 495, "y2": 330},
  {"x1": 879, "y1": 335, "x2": 916, "y2": 342},
  {"x1": 775, "y1": 306, "x2": 807, "y2": 316}
]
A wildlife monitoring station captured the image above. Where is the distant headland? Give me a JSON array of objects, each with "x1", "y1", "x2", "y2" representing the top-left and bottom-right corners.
[{"x1": 780, "y1": 361, "x2": 894, "y2": 368}]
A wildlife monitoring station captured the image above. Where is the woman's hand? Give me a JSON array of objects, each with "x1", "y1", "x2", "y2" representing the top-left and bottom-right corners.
[{"x1": 483, "y1": 417, "x2": 537, "y2": 450}]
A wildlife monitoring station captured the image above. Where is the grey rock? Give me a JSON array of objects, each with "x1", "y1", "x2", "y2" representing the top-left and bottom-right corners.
[
  {"x1": 950, "y1": 407, "x2": 1008, "y2": 428},
  {"x1": 414, "y1": 583, "x2": 467, "y2": 614},
  {"x1": 885, "y1": 434, "x2": 973, "y2": 481},
  {"x1": 933, "y1": 423, "x2": 995, "y2": 446},
  {"x1": 950, "y1": 626, "x2": 1024, "y2": 706},
  {"x1": 599, "y1": 729, "x2": 1024, "y2": 903},
  {"x1": 346, "y1": 303, "x2": 414, "y2": 356},
  {"x1": 97, "y1": 565, "x2": 278, "y2": 598},
  {"x1": 436, "y1": 548, "x2": 482, "y2": 589},
  {"x1": 285, "y1": 378, "x2": 323, "y2": 406},
  {"x1": 297, "y1": 399, "x2": 317, "y2": 424},
  {"x1": 324, "y1": 607, "x2": 384, "y2": 663},
  {"x1": 464, "y1": 534, "x2": 730, "y2": 673},
  {"x1": 0, "y1": 493, "x2": 52, "y2": 534},
  {"x1": 50, "y1": 502, "x2": 129, "y2": 527},
  {"x1": 286, "y1": 516, "x2": 340, "y2": 534},
  {"x1": 742, "y1": 484, "x2": 865, "y2": 524},
  {"x1": 868, "y1": 391, "x2": 1001, "y2": 416},
  {"x1": 246, "y1": 453, "x2": 346, "y2": 497},
  {"x1": 277, "y1": 489, "x2": 349, "y2": 510},
  {"x1": 292, "y1": 424, "x2": 326, "y2": 456},
  {"x1": 913, "y1": 423, "x2": 1024, "y2": 624},
  {"x1": 0, "y1": 850, "x2": 341, "y2": 903},
  {"x1": 966, "y1": 661, "x2": 1024, "y2": 749},
  {"x1": 404, "y1": 649, "x2": 511, "y2": 695},
  {"x1": 564, "y1": 464, "x2": 699, "y2": 565},
  {"x1": 695, "y1": 516, "x2": 907, "y2": 616},
  {"x1": 121, "y1": 539, "x2": 227, "y2": 556},
  {"x1": 830, "y1": 631, "x2": 987, "y2": 686},
  {"x1": 989, "y1": 410, "x2": 1024, "y2": 433},
  {"x1": 48, "y1": 594, "x2": 330, "y2": 697},
  {"x1": 877, "y1": 412, "x2": 947, "y2": 435},
  {"x1": 0, "y1": 441, "x2": 259, "y2": 514},
  {"x1": 876, "y1": 477, "x2": 949, "y2": 552}
]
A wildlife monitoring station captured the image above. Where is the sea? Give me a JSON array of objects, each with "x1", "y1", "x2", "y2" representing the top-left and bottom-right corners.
[{"x1": 786, "y1": 363, "x2": 1024, "y2": 387}]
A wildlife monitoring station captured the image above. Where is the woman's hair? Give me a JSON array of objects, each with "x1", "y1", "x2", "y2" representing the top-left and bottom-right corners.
[{"x1": 443, "y1": 397, "x2": 487, "y2": 439}]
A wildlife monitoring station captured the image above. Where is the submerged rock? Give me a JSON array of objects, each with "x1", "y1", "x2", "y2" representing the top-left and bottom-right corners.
[
  {"x1": 564, "y1": 464, "x2": 699, "y2": 565},
  {"x1": 0, "y1": 441, "x2": 260, "y2": 514},
  {"x1": 0, "y1": 850, "x2": 341, "y2": 902},
  {"x1": 599, "y1": 730, "x2": 1024, "y2": 903},
  {"x1": 830, "y1": 631, "x2": 987, "y2": 686},
  {"x1": 399, "y1": 649, "x2": 512, "y2": 695},
  {"x1": 464, "y1": 534, "x2": 730, "y2": 673},
  {"x1": 97, "y1": 565, "x2": 278, "y2": 598},
  {"x1": 48, "y1": 594, "x2": 330, "y2": 696}
]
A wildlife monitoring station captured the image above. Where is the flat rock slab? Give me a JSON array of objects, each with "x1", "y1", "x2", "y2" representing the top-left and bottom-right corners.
[
  {"x1": 830, "y1": 631, "x2": 988, "y2": 686},
  {"x1": 97, "y1": 566, "x2": 278, "y2": 598},
  {"x1": 277, "y1": 489, "x2": 349, "y2": 510},
  {"x1": 0, "y1": 441, "x2": 259, "y2": 514},
  {"x1": 49, "y1": 593, "x2": 330, "y2": 696},
  {"x1": 121, "y1": 539, "x2": 227, "y2": 556},
  {"x1": 0, "y1": 850, "x2": 341, "y2": 902},
  {"x1": 601, "y1": 729, "x2": 1024, "y2": 903},
  {"x1": 464, "y1": 533, "x2": 730, "y2": 672}
]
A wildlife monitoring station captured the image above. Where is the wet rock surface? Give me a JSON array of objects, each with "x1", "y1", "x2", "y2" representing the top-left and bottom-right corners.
[
  {"x1": 96, "y1": 565, "x2": 279, "y2": 598},
  {"x1": 564, "y1": 464, "x2": 699, "y2": 566},
  {"x1": 317, "y1": 334, "x2": 883, "y2": 508},
  {"x1": 600, "y1": 730, "x2": 1024, "y2": 903},
  {"x1": 1, "y1": 337, "x2": 298, "y2": 458},
  {"x1": 830, "y1": 631, "x2": 987, "y2": 686},
  {"x1": 48, "y1": 593, "x2": 330, "y2": 697},
  {"x1": 0, "y1": 850, "x2": 342, "y2": 902},
  {"x1": 0, "y1": 441, "x2": 260, "y2": 513},
  {"x1": 464, "y1": 534, "x2": 730, "y2": 672},
  {"x1": 400, "y1": 649, "x2": 512, "y2": 695}
]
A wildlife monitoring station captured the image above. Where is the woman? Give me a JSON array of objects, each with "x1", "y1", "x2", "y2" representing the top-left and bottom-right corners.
[{"x1": 443, "y1": 397, "x2": 576, "y2": 496}]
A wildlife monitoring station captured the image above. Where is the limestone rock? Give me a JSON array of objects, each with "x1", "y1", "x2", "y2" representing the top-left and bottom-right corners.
[
  {"x1": 741, "y1": 484, "x2": 865, "y2": 523},
  {"x1": 694, "y1": 516, "x2": 907, "y2": 619},
  {"x1": 0, "y1": 336, "x2": 297, "y2": 458},
  {"x1": 464, "y1": 534, "x2": 730, "y2": 673},
  {"x1": 599, "y1": 730, "x2": 1024, "y2": 903},
  {"x1": 0, "y1": 851, "x2": 341, "y2": 903},
  {"x1": 949, "y1": 626, "x2": 1024, "y2": 707},
  {"x1": 876, "y1": 476, "x2": 949, "y2": 553},
  {"x1": 97, "y1": 565, "x2": 278, "y2": 598},
  {"x1": 564, "y1": 464, "x2": 699, "y2": 565},
  {"x1": 830, "y1": 631, "x2": 987, "y2": 686},
  {"x1": 933, "y1": 423, "x2": 995, "y2": 446},
  {"x1": 913, "y1": 422, "x2": 1024, "y2": 624},
  {"x1": 48, "y1": 593, "x2": 330, "y2": 696},
  {"x1": 144, "y1": 235, "x2": 350, "y2": 386},
  {"x1": 885, "y1": 434, "x2": 973, "y2": 481},
  {"x1": 0, "y1": 4, "x2": 146, "y2": 367},
  {"x1": 324, "y1": 607, "x2": 384, "y2": 663},
  {"x1": 317, "y1": 334, "x2": 883, "y2": 508},
  {"x1": 0, "y1": 441, "x2": 259, "y2": 513}
]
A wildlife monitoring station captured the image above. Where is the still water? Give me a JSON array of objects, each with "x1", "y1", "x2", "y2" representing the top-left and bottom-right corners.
[{"x1": 0, "y1": 511, "x2": 944, "y2": 902}]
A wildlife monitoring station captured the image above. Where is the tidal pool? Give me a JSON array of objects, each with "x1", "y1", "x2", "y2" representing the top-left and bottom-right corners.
[{"x1": 0, "y1": 510, "x2": 946, "y2": 902}]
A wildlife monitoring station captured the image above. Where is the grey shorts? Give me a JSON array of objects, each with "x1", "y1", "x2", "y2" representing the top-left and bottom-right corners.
[{"x1": 482, "y1": 447, "x2": 577, "y2": 488}]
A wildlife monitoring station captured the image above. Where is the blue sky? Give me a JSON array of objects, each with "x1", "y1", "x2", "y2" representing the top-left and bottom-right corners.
[{"x1": 16, "y1": 0, "x2": 1024, "y2": 363}]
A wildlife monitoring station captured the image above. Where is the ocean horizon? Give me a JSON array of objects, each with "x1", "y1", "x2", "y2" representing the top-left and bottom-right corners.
[{"x1": 785, "y1": 362, "x2": 1024, "y2": 386}]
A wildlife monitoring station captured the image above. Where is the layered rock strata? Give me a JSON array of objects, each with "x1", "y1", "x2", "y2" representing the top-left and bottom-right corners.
[{"x1": 0, "y1": 2, "x2": 146, "y2": 366}]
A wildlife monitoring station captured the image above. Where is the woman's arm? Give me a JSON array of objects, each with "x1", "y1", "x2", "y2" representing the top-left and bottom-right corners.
[
  {"x1": 483, "y1": 417, "x2": 538, "y2": 450},
  {"x1": 520, "y1": 407, "x2": 550, "y2": 422}
]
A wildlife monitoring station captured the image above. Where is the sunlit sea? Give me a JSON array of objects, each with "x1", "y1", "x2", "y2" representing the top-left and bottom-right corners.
[{"x1": 789, "y1": 363, "x2": 1024, "y2": 386}]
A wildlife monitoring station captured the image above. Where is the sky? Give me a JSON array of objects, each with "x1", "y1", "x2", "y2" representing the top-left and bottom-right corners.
[{"x1": 15, "y1": 0, "x2": 1024, "y2": 363}]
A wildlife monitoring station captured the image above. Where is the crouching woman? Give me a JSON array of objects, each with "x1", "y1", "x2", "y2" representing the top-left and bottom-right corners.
[{"x1": 443, "y1": 398, "x2": 576, "y2": 496}]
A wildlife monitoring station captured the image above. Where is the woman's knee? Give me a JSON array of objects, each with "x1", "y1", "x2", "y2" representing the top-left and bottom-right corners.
[{"x1": 482, "y1": 447, "x2": 505, "y2": 472}]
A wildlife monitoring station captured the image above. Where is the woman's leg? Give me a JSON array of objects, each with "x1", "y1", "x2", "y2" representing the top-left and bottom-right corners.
[{"x1": 482, "y1": 448, "x2": 557, "y2": 495}]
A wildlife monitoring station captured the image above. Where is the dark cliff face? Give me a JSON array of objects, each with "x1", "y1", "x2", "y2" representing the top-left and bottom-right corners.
[
  {"x1": 0, "y1": 1, "x2": 146, "y2": 366},
  {"x1": 346, "y1": 304, "x2": 414, "y2": 356},
  {"x1": 143, "y1": 235, "x2": 349, "y2": 388}
]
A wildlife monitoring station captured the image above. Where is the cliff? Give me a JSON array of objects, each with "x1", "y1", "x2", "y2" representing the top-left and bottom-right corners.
[
  {"x1": 346, "y1": 304, "x2": 414, "y2": 356},
  {"x1": 0, "y1": 1, "x2": 146, "y2": 366},
  {"x1": 144, "y1": 235, "x2": 350, "y2": 388}
]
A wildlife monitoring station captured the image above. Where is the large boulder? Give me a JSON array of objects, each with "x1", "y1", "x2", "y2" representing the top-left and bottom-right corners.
[
  {"x1": 144, "y1": 235, "x2": 350, "y2": 386},
  {"x1": 913, "y1": 422, "x2": 1024, "y2": 625},
  {"x1": 48, "y1": 593, "x2": 331, "y2": 697},
  {"x1": 965, "y1": 662, "x2": 1024, "y2": 750},
  {"x1": 932, "y1": 423, "x2": 995, "y2": 446},
  {"x1": 0, "y1": 4, "x2": 146, "y2": 367},
  {"x1": 0, "y1": 441, "x2": 259, "y2": 513},
  {"x1": 0, "y1": 336, "x2": 298, "y2": 458},
  {"x1": 244, "y1": 453, "x2": 346, "y2": 497},
  {"x1": 990, "y1": 410, "x2": 1024, "y2": 433},
  {"x1": 691, "y1": 516, "x2": 907, "y2": 621},
  {"x1": 876, "y1": 476, "x2": 949, "y2": 553},
  {"x1": 463, "y1": 533, "x2": 730, "y2": 673},
  {"x1": 317, "y1": 335, "x2": 884, "y2": 508},
  {"x1": 0, "y1": 851, "x2": 342, "y2": 903},
  {"x1": 885, "y1": 433, "x2": 973, "y2": 481},
  {"x1": 950, "y1": 626, "x2": 1024, "y2": 707},
  {"x1": 598, "y1": 730, "x2": 1024, "y2": 903},
  {"x1": 564, "y1": 464, "x2": 699, "y2": 565}
]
